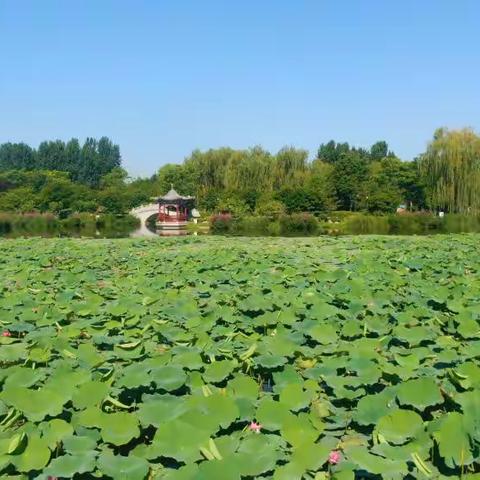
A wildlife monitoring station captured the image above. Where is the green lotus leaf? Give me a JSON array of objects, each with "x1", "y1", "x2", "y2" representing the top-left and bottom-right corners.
[
  {"x1": 73, "y1": 406, "x2": 105, "y2": 428},
  {"x1": 235, "y1": 435, "x2": 284, "y2": 475},
  {"x1": 196, "y1": 458, "x2": 241, "y2": 480},
  {"x1": 331, "y1": 469, "x2": 356, "y2": 480},
  {"x1": 97, "y1": 451, "x2": 150, "y2": 480},
  {"x1": 72, "y1": 380, "x2": 109, "y2": 409},
  {"x1": 346, "y1": 446, "x2": 408, "y2": 476},
  {"x1": 393, "y1": 325, "x2": 434, "y2": 346},
  {"x1": 227, "y1": 374, "x2": 259, "y2": 401},
  {"x1": 150, "y1": 365, "x2": 187, "y2": 391},
  {"x1": 185, "y1": 393, "x2": 239, "y2": 430},
  {"x1": 149, "y1": 418, "x2": 210, "y2": 463},
  {"x1": 0, "y1": 343, "x2": 27, "y2": 363},
  {"x1": 431, "y1": 412, "x2": 474, "y2": 468},
  {"x1": 203, "y1": 360, "x2": 236, "y2": 383},
  {"x1": 457, "y1": 317, "x2": 480, "y2": 339},
  {"x1": 307, "y1": 324, "x2": 338, "y2": 344},
  {"x1": 3, "y1": 367, "x2": 45, "y2": 389},
  {"x1": 62, "y1": 434, "x2": 98, "y2": 454},
  {"x1": 280, "y1": 413, "x2": 320, "y2": 447},
  {"x1": 279, "y1": 383, "x2": 313, "y2": 412},
  {"x1": 1, "y1": 386, "x2": 67, "y2": 422},
  {"x1": 76, "y1": 343, "x2": 105, "y2": 367},
  {"x1": 234, "y1": 450, "x2": 280, "y2": 477},
  {"x1": 137, "y1": 394, "x2": 187, "y2": 426},
  {"x1": 371, "y1": 430, "x2": 432, "y2": 461},
  {"x1": 456, "y1": 390, "x2": 480, "y2": 437},
  {"x1": 40, "y1": 418, "x2": 74, "y2": 448},
  {"x1": 272, "y1": 365, "x2": 303, "y2": 393},
  {"x1": 254, "y1": 354, "x2": 287, "y2": 368},
  {"x1": 45, "y1": 364, "x2": 91, "y2": 398},
  {"x1": 396, "y1": 378, "x2": 443, "y2": 410},
  {"x1": 159, "y1": 463, "x2": 199, "y2": 480},
  {"x1": 375, "y1": 409, "x2": 424, "y2": 445},
  {"x1": 10, "y1": 435, "x2": 50, "y2": 472},
  {"x1": 100, "y1": 412, "x2": 140, "y2": 446},
  {"x1": 273, "y1": 461, "x2": 304, "y2": 480},
  {"x1": 354, "y1": 391, "x2": 395, "y2": 426},
  {"x1": 256, "y1": 398, "x2": 294, "y2": 431},
  {"x1": 173, "y1": 351, "x2": 204, "y2": 370},
  {"x1": 116, "y1": 362, "x2": 152, "y2": 388},
  {"x1": 290, "y1": 440, "x2": 330, "y2": 471},
  {"x1": 310, "y1": 301, "x2": 340, "y2": 319},
  {"x1": 451, "y1": 362, "x2": 480, "y2": 390},
  {"x1": 44, "y1": 451, "x2": 96, "y2": 477}
]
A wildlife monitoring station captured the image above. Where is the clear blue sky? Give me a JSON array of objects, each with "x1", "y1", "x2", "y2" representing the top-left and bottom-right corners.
[{"x1": 1, "y1": 1, "x2": 479, "y2": 176}]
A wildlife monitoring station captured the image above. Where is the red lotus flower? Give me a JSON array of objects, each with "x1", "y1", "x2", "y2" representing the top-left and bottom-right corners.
[
  {"x1": 2, "y1": 331, "x2": 11, "y2": 337},
  {"x1": 328, "y1": 450, "x2": 341, "y2": 465},
  {"x1": 249, "y1": 421, "x2": 262, "y2": 434}
]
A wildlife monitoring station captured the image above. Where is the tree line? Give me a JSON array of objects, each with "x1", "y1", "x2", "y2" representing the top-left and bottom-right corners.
[
  {"x1": 0, "y1": 137, "x2": 121, "y2": 187},
  {"x1": 0, "y1": 138, "x2": 149, "y2": 215},
  {"x1": 0, "y1": 128, "x2": 479, "y2": 217},
  {"x1": 155, "y1": 141, "x2": 424, "y2": 216}
]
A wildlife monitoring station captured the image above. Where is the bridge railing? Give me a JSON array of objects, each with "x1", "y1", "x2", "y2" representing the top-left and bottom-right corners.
[
  {"x1": 158, "y1": 213, "x2": 188, "y2": 222},
  {"x1": 131, "y1": 204, "x2": 158, "y2": 215}
]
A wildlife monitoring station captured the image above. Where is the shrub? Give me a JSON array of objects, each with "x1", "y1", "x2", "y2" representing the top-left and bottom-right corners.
[
  {"x1": 255, "y1": 200, "x2": 286, "y2": 219},
  {"x1": 279, "y1": 213, "x2": 319, "y2": 236},
  {"x1": 343, "y1": 214, "x2": 390, "y2": 235},
  {"x1": 210, "y1": 213, "x2": 234, "y2": 234}
]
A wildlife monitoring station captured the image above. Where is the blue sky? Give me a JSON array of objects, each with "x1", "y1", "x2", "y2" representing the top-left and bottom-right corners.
[{"x1": 1, "y1": 1, "x2": 479, "y2": 176}]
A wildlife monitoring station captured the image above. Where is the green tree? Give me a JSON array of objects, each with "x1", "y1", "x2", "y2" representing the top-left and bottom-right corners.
[
  {"x1": 308, "y1": 160, "x2": 337, "y2": 212},
  {"x1": 370, "y1": 141, "x2": 389, "y2": 161},
  {"x1": 38, "y1": 177, "x2": 79, "y2": 214},
  {"x1": 100, "y1": 167, "x2": 129, "y2": 188},
  {"x1": 317, "y1": 141, "x2": 350, "y2": 164},
  {"x1": 420, "y1": 128, "x2": 480, "y2": 213},
  {"x1": 156, "y1": 164, "x2": 188, "y2": 195},
  {"x1": 97, "y1": 188, "x2": 128, "y2": 214},
  {"x1": 216, "y1": 192, "x2": 249, "y2": 217},
  {"x1": 0, "y1": 143, "x2": 36, "y2": 170},
  {"x1": 255, "y1": 199, "x2": 286, "y2": 218},
  {"x1": 0, "y1": 187, "x2": 39, "y2": 212},
  {"x1": 36, "y1": 140, "x2": 67, "y2": 171},
  {"x1": 330, "y1": 151, "x2": 368, "y2": 210}
]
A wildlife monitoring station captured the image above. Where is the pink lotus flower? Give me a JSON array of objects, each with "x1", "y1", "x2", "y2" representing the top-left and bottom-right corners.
[
  {"x1": 2, "y1": 331, "x2": 11, "y2": 337},
  {"x1": 328, "y1": 450, "x2": 341, "y2": 465},
  {"x1": 249, "y1": 421, "x2": 262, "y2": 434}
]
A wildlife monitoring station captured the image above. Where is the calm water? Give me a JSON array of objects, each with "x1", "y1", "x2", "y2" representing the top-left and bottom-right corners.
[{"x1": 2, "y1": 214, "x2": 480, "y2": 238}]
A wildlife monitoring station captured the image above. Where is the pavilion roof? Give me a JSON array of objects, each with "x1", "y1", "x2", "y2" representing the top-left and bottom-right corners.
[{"x1": 155, "y1": 186, "x2": 195, "y2": 203}]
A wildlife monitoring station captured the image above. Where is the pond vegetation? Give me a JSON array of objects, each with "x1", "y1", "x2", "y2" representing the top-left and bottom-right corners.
[
  {"x1": 0, "y1": 213, "x2": 139, "y2": 239},
  {"x1": 0, "y1": 235, "x2": 479, "y2": 478}
]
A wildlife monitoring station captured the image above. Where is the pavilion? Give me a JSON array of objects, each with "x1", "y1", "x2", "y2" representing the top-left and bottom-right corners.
[{"x1": 155, "y1": 186, "x2": 195, "y2": 230}]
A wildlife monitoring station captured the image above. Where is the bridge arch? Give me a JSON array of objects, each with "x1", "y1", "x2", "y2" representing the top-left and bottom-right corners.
[{"x1": 130, "y1": 204, "x2": 158, "y2": 237}]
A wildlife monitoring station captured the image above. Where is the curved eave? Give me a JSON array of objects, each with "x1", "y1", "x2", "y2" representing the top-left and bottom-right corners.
[{"x1": 155, "y1": 197, "x2": 195, "y2": 205}]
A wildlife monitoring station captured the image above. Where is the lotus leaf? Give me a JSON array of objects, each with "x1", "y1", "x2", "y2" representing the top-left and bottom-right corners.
[
  {"x1": 10, "y1": 435, "x2": 50, "y2": 472},
  {"x1": 0, "y1": 236, "x2": 479, "y2": 478},
  {"x1": 375, "y1": 409, "x2": 424, "y2": 444},
  {"x1": 43, "y1": 451, "x2": 96, "y2": 477},
  {"x1": 100, "y1": 412, "x2": 140, "y2": 446},
  {"x1": 97, "y1": 451, "x2": 150, "y2": 480},
  {"x1": 396, "y1": 378, "x2": 443, "y2": 410}
]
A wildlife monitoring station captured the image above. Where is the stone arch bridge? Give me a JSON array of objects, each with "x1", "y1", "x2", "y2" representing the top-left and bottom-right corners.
[{"x1": 129, "y1": 204, "x2": 158, "y2": 237}]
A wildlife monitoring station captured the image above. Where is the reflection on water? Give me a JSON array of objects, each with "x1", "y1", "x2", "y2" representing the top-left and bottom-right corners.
[
  {"x1": 4, "y1": 213, "x2": 480, "y2": 239},
  {"x1": 157, "y1": 229, "x2": 189, "y2": 237}
]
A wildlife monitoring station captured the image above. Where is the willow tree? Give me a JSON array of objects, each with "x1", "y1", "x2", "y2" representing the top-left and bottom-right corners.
[{"x1": 420, "y1": 128, "x2": 480, "y2": 213}]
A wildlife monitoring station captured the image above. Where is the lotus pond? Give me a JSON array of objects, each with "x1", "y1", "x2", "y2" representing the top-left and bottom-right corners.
[{"x1": 0, "y1": 235, "x2": 479, "y2": 479}]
